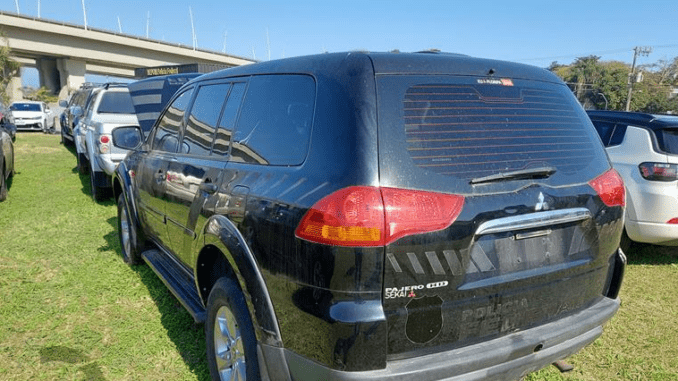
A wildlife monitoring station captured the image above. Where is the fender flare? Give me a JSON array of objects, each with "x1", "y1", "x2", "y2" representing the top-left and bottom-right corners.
[
  {"x1": 114, "y1": 161, "x2": 141, "y2": 231},
  {"x1": 199, "y1": 215, "x2": 283, "y2": 347}
]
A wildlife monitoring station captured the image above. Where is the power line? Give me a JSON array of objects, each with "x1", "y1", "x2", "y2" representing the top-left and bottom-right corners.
[{"x1": 518, "y1": 44, "x2": 678, "y2": 63}]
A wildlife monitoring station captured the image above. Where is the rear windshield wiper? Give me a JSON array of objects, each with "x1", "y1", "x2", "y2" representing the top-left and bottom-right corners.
[{"x1": 470, "y1": 167, "x2": 557, "y2": 185}]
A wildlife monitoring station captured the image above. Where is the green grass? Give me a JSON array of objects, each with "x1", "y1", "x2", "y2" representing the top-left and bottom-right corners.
[
  {"x1": 0, "y1": 133, "x2": 209, "y2": 381},
  {"x1": 1, "y1": 133, "x2": 678, "y2": 380}
]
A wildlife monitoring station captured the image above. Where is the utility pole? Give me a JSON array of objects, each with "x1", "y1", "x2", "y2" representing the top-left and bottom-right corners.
[{"x1": 625, "y1": 46, "x2": 652, "y2": 111}]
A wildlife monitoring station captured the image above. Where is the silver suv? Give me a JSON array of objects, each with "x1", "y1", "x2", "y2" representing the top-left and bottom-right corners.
[{"x1": 73, "y1": 83, "x2": 138, "y2": 201}]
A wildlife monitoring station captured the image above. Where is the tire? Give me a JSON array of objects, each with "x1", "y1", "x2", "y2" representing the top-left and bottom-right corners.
[
  {"x1": 90, "y1": 170, "x2": 108, "y2": 202},
  {"x1": 206, "y1": 277, "x2": 260, "y2": 381},
  {"x1": 77, "y1": 153, "x2": 89, "y2": 175},
  {"x1": 117, "y1": 193, "x2": 142, "y2": 265},
  {"x1": 0, "y1": 167, "x2": 7, "y2": 202}
]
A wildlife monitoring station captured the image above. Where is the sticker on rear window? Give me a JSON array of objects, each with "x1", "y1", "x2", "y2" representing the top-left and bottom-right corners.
[{"x1": 476, "y1": 78, "x2": 513, "y2": 86}]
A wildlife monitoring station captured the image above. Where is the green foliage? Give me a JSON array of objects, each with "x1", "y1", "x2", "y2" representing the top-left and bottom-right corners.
[
  {"x1": 549, "y1": 55, "x2": 678, "y2": 113},
  {"x1": 25, "y1": 86, "x2": 59, "y2": 103},
  {"x1": 0, "y1": 30, "x2": 20, "y2": 107}
]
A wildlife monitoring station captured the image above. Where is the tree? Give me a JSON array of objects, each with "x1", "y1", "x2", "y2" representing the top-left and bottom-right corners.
[
  {"x1": 0, "y1": 31, "x2": 20, "y2": 107},
  {"x1": 549, "y1": 55, "x2": 678, "y2": 113}
]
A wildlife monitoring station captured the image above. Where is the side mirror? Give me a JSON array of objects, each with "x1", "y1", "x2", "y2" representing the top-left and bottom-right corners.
[
  {"x1": 59, "y1": 100, "x2": 69, "y2": 108},
  {"x1": 112, "y1": 125, "x2": 144, "y2": 150},
  {"x1": 72, "y1": 106, "x2": 83, "y2": 118}
]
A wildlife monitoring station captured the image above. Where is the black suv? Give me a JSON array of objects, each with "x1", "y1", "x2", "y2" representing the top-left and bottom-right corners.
[
  {"x1": 59, "y1": 83, "x2": 101, "y2": 146},
  {"x1": 114, "y1": 52, "x2": 626, "y2": 381}
]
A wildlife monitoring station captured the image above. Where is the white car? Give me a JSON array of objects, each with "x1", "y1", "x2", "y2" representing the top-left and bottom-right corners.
[
  {"x1": 588, "y1": 110, "x2": 678, "y2": 250},
  {"x1": 9, "y1": 101, "x2": 53, "y2": 132}
]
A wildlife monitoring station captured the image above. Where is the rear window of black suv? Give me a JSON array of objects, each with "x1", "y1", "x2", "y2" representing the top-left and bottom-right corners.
[{"x1": 377, "y1": 75, "x2": 610, "y2": 191}]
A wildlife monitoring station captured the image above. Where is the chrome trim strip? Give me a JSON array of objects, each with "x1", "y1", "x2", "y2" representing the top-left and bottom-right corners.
[{"x1": 476, "y1": 208, "x2": 592, "y2": 236}]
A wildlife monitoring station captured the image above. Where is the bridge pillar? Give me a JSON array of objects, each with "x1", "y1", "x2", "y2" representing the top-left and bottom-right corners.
[
  {"x1": 56, "y1": 58, "x2": 86, "y2": 99},
  {"x1": 37, "y1": 58, "x2": 60, "y2": 95},
  {"x1": 8, "y1": 73, "x2": 22, "y2": 102}
]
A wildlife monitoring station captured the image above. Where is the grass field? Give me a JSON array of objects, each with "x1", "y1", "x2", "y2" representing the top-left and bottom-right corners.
[{"x1": 1, "y1": 133, "x2": 677, "y2": 380}]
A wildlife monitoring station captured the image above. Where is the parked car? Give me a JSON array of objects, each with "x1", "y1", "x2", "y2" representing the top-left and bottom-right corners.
[
  {"x1": 59, "y1": 83, "x2": 101, "y2": 146},
  {"x1": 587, "y1": 110, "x2": 678, "y2": 250},
  {"x1": 72, "y1": 83, "x2": 138, "y2": 201},
  {"x1": 114, "y1": 52, "x2": 626, "y2": 381},
  {"x1": 9, "y1": 101, "x2": 52, "y2": 132},
  {"x1": 0, "y1": 114, "x2": 16, "y2": 142},
  {"x1": 1, "y1": 121, "x2": 14, "y2": 201}
]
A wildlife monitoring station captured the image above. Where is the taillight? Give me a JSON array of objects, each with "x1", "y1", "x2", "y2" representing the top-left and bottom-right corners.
[
  {"x1": 589, "y1": 169, "x2": 625, "y2": 207},
  {"x1": 667, "y1": 218, "x2": 678, "y2": 224},
  {"x1": 638, "y1": 162, "x2": 678, "y2": 182},
  {"x1": 295, "y1": 186, "x2": 464, "y2": 247},
  {"x1": 98, "y1": 134, "x2": 112, "y2": 154}
]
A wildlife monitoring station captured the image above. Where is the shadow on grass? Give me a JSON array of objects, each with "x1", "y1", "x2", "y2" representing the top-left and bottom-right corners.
[
  {"x1": 625, "y1": 242, "x2": 678, "y2": 266},
  {"x1": 39, "y1": 346, "x2": 105, "y2": 381},
  {"x1": 101, "y1": 217, "x2": 211, "y2": 381}
]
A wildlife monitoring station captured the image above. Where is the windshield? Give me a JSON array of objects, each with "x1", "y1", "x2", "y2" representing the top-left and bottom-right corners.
[{"x1": 10, "y1": 103, "x2": 42, "y2": 112}]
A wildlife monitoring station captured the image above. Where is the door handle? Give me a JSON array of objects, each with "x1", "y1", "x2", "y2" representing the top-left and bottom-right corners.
[{"x1": 199, "y1": 182, "x2": 218, "y2": 194}]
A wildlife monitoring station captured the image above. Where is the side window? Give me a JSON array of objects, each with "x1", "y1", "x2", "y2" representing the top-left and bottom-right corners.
[
  {"x1": 182, "y1": 83, "x2": 232, "y2": 156},
  {"x1": 152, "y1": 89, "x2": 193, "y2": 153},
  {"x1": 85, "y1": 92, "x2": 98, "y2": 117},
  {"x1": 609, "y1": 124, "x2": 627, "y2": 146},
  {"x1": 232, "y1": 75, "x2": 315, "y2": 165},
  {"x1": 212, "y1": 82, "x2": 247, "y2": 157},
  {"x1": 590, "y1": 120, "x2": 616, "y2": 147}
]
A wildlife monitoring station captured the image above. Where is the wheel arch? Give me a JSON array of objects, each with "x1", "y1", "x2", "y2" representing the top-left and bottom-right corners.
[
  {"x1": 196, "y1": 215, "x2": 283, "y2": 347},
  {"x1": 113, "y1": 162, "x2": 145, "y2": 244}
]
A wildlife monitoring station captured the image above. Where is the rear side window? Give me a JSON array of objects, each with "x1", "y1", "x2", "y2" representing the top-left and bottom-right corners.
[
  {"x1": 232, "y1": 75, "x2": 315, "y2": 165},
  {"x1": 659, "y1": 129, "x2": 678, "y2": 154},
  {"x1": 213, "y1": 82, "x2": 247, "y2": 157},
  {"x1": 97, "y1": 91, "x2": 135, "y2": 114},
  {"x1": 182, "y1": 83, "x2": 232, "y2": 156},
  {"x1": 590, "y1": 120, "x2": 616, "y2": 146},
  {"x1": 152, "y1": 89, "x2": 193, "y2": 153},
  {"x1": 590, "y1": 120, "x2": 627, "y2": 147},
  {"x1": 378, "y1": 76, "x2": 610, "y2": 190}
]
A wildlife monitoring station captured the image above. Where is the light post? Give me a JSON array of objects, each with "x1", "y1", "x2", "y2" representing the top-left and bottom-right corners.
[{"x1": 625, "y1": 46, "x2": 652, "y2": 111}]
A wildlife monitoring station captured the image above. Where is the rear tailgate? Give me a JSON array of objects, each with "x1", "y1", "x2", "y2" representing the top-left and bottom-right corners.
[{"x1": 375, "y1": 73, "x2": 623, "y2": 358}]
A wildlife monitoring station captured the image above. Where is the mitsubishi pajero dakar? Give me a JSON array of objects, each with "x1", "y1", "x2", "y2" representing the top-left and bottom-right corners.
[{"x1": 113, "y1": 51, "x2": 626, "y2": 381}]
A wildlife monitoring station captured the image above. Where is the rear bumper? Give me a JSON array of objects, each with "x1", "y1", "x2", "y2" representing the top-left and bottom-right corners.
[
  {"x1": 270, "y1": 296, "x2": 619, "y2": 381},
  {"x1": 626, "y1": 219, "x2": 678, "y2": 246}
]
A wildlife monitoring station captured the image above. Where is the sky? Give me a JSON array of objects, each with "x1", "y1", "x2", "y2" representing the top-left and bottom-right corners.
[{"x1": 5, "y1": 0, "x2": 678, "y2": 87}]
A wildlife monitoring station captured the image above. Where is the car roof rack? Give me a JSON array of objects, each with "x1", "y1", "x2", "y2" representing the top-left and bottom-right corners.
[{"x1": 103, "y1": 82, "x2": 129, "y2": 89}]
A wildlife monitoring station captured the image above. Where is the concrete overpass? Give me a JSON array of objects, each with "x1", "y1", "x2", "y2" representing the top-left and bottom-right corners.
[{"x1": 0, "y1": 11, "x2": 254, "y2": 101}]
